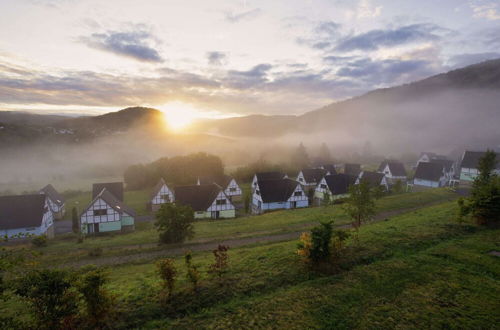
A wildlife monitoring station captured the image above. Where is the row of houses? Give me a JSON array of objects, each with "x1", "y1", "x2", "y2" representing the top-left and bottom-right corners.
[{"x1": 0, "y1": 150, "x2": 497, "y2": 239}]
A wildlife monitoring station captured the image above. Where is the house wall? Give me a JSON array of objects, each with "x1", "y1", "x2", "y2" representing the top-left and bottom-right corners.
[
  {"x1": 99, "y1": 221, "x2": 122, "y2": 232},
  {"x1": 0, "y1": 199, "x2": 54, "y2": 239},
  {"x1": 413, "y1": 178, "x2": 440, "y2": 187},
  {"x1": 81, "y1": 198, "x2": 120, "y2": 224},
  {"x1": 207, "y1": 191, "x2": 235, "y2": 212},
  {"x1": 224, "y1": 179, "x2": 242, "y2": 198},
  {"x1": 151, "y1": 184, "x2": 174, "y2": 206}
]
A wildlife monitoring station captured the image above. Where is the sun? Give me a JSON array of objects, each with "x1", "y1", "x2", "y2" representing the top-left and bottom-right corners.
[{"x1": 161, "y1": 101, "x2": 200, "y2": 131}]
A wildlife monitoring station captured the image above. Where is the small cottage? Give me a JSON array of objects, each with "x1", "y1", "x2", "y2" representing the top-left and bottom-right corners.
[
  {"x1": 314, "y1": 174, "x2": 356, "y2": 204},
  {"x1": 150, "y1": 178, "x2": 174, "y2": 212},
  {"x1": 296, "y1": 168, "x2": 328, "y2": 191},
  {"x1": 0, "y1": 194, "x2": 54, "y2": 238},
  {"x1": 356, "y1": 171, "x2": 389, "y2": 191},
  {"x1": 344, "y1": 163, "x2": 361, "y2": 176},
  {"x1": 252, "y1": 178, "x2": 308, "y2": 214},
  {"x1": 39, "y1": 184, "x2": 65, "y2": 219},
  {"x1": 197, "y1": 175, "x2": 242, "y2": 202},
  {"x1": 413, "y1": 162, "x2": 447, "y2": 188},
  {"x1": 175, "y1": 184, "x2": 235, "y2": 219},
  {"x1": 80, "y1": 188, "x2": 136, "y2": 234},
  {"x1": 252, "y1": 172, "x2": 287, "y2": 190},
  {"x1": 377, "y1": 161, "x2": 407, "y2": 184},
  {"x1": 415, "y1": 152, "x2": 447, "y2": 168},
  {"x1": 459, "y1": 150, "x2": 500, "y2": 184},
  {"x1": 429, "y1": 159, "x2": 456, "y2": 181}
]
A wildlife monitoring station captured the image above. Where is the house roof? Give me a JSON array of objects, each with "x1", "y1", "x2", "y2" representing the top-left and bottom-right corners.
[
  {"x1": 324, "y1": 174, "x2": 356, "y2": 195},
  {"x1": 198, "y1": 175, "x2": 233, "y2": 189},
  {"x1": 0, "y1": 194, "x2": 47, "y2": 230},
  {"x1": 92, "y1": 182, "x2": 124, "y2": 201},
  {"x1": 344, "y1": 163, "x2": 361, "y2": 176},
  {"x1": 387, "y1": 162, "x2": 407, "y2": 176},
  {"x1": 256, "y1": 178, "x2": 300, "y2": 203},
  {"x1": 321, "y1": 164, "x2": 337, "y2": 175},
  {"x1": 300, "y1": 168, "x2": 328, "y2": 184},
  {"x1": 359, "y1": 171, "x2": 386, "y2": 187},
  {"x1": 151, "y1": 178, "x2": 168, "y2": 199},
  {"x1": 174, "y1": 184, "x2": 221, "y2": 211},
  {"x1": 83, "y1": 188, "x2": 136, "y2": 217},
  {"x1": 414, "y1": 162, "x2": 444, "y2": 182},
  {"x1": 40, "y1": 184, "x2": 65, "y2": 206},
  {"x1": 429, "y1": 159, "x2": 455, "y2": 172},
  {"x1": 254, "y1": 172, "x2": 286, "y2": 182},
  {"x1": 460, "y1": 151, "x2": 499, "y2": 169}
]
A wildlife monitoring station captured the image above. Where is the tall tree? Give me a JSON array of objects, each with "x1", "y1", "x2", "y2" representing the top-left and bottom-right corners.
[
  {"x1": 291, "y1": 142, "x2": 310, "y2": 169},
  {"x1": 318, "y1": 142, "x2": 332, "y2": 164}
]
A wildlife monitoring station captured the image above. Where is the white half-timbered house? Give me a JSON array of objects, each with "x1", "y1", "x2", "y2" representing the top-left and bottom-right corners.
[
  {"x1": 377, "y1": 161, "x2": 407, "y2": 184},
  {"x1": 0, "y1": 194, "x2": 54, "y2": 238},
  {"x1": 314, "y1": 174, "x2": 357, "y2": 204},
  {"x1": 296, "y1": 168, "x2": 328, "y2": 192},
  {"x1": 252, "y1": 178, "x2": 308, "y2": 214},
  {"x1": 39, "y1": 184, "x2": 65, "y2": 219},
  {"x1": 197, "y1": 175, "x2": 242, "y2": 203},
  {"x1": 175, "y1": 184, "x2": 235, "y2": 219},
  {"x1": 356, "y1": 171, "x2": 389, "y2": 191},
  {"x1": 252, "y1": 172, "x2": 287, "y2": 191},
  {"x1": 80, "y1": 188, "x2": 136, "y2": 234},
  {"x1": 459, "y1": 150, "x2": 500, "y2": 185},
  {"x1": 412, "y1": 162, "x2": 447, "y2": 189},
  {"x1": 150, "y1": 178, "x2": 174, "y2": 212}
]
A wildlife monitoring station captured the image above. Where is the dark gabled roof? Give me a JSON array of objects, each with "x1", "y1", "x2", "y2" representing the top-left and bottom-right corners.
[
  {"x1": 300, "y1": 168, "x2": 328, "y2": 184},
  {"x1": 429, "y1": 159, "x2": 455, "y2": 172},
  {"x1": 419, "y1": 152, "x2": 437, "y2": 158},
  {"x1": 359, "y1": 171, "x2": 386, "y2": 187},
  {"x1": 40, "y1": 184, "x2": 65, "y2": 206},
  {"x1": 460, "y1": 151, "x2": 499, "y2": 169},
  {"x1": 387, "y1": 162, "x2": 407, "y2": 177},
  {"x1": 254, "y1": 172, "x2": 286, "y2": 182},
  {"x1": 174, "y1": 184, "x2": 221, "y2": 211},
  {"x1": 0, "y1": 194, "x2": 47, "y2": 230},
  {"x1": 256, "y1": 178, "x2": 300, "y2": 203},
  {"x1": 83, "y1": 188, "x2": 136, "y2": 217},
  {"x1": 324, "y1": 174, "x2": 356, "y2": 195},
  {"x1": 414, "y1": 162, "x2": 444, "y2": 181},
  {"x1": 198, "y1": 175, "x2": 233, "y2": 189},
  {"x1": 321, "y1": 164, "x2": 337, "y2": 175},
  {"x1": 92, "y1": 182, "x2": 124, "y2": 201},
  {"x1": 151, "y1": 178, "x2": 168, "y2": 199},
  {"x1": 377, "y1": 160, "x2": 389, "y2": 172},
  {"x1": 344, "y1": 163, "x2": 361, "y2": 176}
]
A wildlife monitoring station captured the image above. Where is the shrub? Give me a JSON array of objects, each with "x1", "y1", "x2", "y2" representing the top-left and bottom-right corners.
[
  {"x1": 88, "y1": 247, "x2": 102, "y2": 257},
  {"x1": 157, "y1": 258, "x2": 177, "y2": 298},
  {"x1": 31, "y1": 235, "x2": 47, "y2": 248},
  {"x1": 184, "y1": 251, "x2": 200, "y2": 292},
  {"x1": 155, "y1": 203, "x2": 195, "y2": 244},
  {"x1": 208, "y1": 245, "x2": 229, "y2": 284}
]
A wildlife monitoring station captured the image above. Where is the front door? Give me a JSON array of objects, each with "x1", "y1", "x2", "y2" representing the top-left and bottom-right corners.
[
  {"x1": 291, "y1": 201, "x2": 297, "y2": 209},
  {"x1": 211, "y1": 211, "x2": 220, "y2": 219}
]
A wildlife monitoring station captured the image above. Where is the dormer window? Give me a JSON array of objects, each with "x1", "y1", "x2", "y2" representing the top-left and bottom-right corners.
[
  {"x1": 320, "y1": 184, "x2": 327, "y2": 189},
  {"x1": 294, "y1": 191, "x2": 302, "y2": 196},
  {"x1": 216, "y1": 199, "x2": 226, "y2": 205}
]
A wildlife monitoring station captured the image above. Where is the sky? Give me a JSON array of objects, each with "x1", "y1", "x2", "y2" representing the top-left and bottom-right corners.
[{"x1": 0, "y1": 0, "x2": 499, "y2": 120}]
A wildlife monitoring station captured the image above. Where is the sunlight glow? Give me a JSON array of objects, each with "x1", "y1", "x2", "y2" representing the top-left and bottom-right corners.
[{"x1": 161, "y1": 101, "x2": 201, "y2": 131}]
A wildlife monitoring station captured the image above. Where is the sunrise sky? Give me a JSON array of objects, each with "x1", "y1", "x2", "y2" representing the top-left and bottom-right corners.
[{"x1": 0, "y1": 0, "x2": 499, "y2": 120}]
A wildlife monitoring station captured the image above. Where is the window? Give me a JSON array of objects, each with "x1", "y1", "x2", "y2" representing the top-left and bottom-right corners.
[
  {"x1": 255, "y1": 190, "x2": 260, "y2": 195},
  {"x1": 93, "y1": 209, "x2": 107, "y2": 216},
  {"x1": 299, "y1": 177, "x2": 304, "y2": 182},
  {"x1": 294, "y1": 191, "x2": 302, "y2": 196},
  {"x1": 43, "y1": 206, "x2": 48, "y2": 213},
  {"x1": 216, "y1": 199, "x2": 226, "y2": 205},
  {"x1": 161, "y1": 194, "x2": 170, "y2": 202},
  {"x1": 320, "y1": 184, "x2": 327, "y2": 189},
  {"x1": 229, "y1": 187, "x2": 237, "y2": 192}
]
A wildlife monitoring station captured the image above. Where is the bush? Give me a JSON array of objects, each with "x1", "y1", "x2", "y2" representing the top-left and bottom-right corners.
[
  {"x1": 157, "y1": 258, "x2": 177, "y2": 299},
  {"x1": 88, "y1": 247, "x2": 103, "y2": 257},
  {"x1": 184, "y1": 251, "x2": 200, "y2": 292},
  {"x1": 155, "y1": 203, "x2": 194, "y2": 244},
  {"x1": 208, "y1": 245, "x2": 229, "y2": 284},
  {"x1": 31, "y1": 235, "x2": 47, "y2": 248}
]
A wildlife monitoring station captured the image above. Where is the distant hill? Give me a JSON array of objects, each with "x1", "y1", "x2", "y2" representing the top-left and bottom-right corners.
[
  {"x1": 191, "y1": 59, "x2": 500, "y2": 152},
  {"x1": 0, "y1": 111, "x2": 68, "y2": 126}
]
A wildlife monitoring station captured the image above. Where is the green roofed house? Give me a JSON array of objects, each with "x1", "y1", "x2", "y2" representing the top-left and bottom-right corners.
[
  {"x1": 175, "y1": 184, "x2": 235, "y2": 219},
  {"x1": 80, "y1": 188, "x2": 136, "y2": 234}
]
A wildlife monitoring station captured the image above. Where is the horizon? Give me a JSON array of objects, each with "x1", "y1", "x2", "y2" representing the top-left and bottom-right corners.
[{"x1": 1, "y1": 0, "x2": 500, "y2": 128}]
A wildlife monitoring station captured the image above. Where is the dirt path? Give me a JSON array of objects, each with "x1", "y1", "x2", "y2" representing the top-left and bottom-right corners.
[{"x1": 63, "y1": 198, "x2": 455, "y2": 268}]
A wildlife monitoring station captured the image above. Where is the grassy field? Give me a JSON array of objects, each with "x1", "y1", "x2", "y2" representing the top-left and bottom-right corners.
[
  {"x1": 34, "y1": 189, "x2": 456, "y2": 265},
  {"x1": 105, "y1": 201, "x2": 498, "y2": 329}
]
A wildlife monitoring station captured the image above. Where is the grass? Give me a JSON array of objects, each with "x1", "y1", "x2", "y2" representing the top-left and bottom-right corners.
[{"x1": 33, "y1": 188, "x2": 456, "y2": 265}]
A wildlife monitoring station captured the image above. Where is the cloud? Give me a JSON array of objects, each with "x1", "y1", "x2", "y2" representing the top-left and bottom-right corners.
[
  {"x1": 348, "y1": 0, "x2": 383, "y2": 19},
  {"x1": 470, "y1": 1, "x2": 500, "y2": 20},
  {"x1": 81, "y1": 29, "x2": 163, "y2": 63},
  {"x1": 224, "y1": 8, "x2": 262, "y2": 23},
  {"x1": 206, "y1": 51, "x2": 228, "y2": 66},
  {"x1": 336, "y1": 58, "x2": 438, "y2": 85},
  {"x1": 448, "y1": 52, "x2": 500, "y2": 68},
  {"x1": 335, "y1": 24, "x2": 441, "y2": 52},
  {"x1": 223, "y1": 64, "x2": 272, "y2": 89}
]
